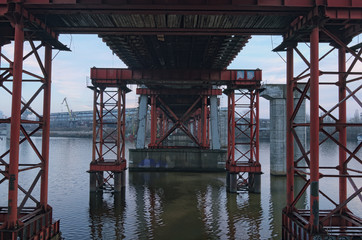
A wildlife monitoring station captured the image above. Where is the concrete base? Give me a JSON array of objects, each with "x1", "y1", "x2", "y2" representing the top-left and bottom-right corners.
[
  {"x1": 248, "y1": 172, "x2": 261, "y2": 193},
  {"x1": 129, "y1": 148, "x2": 226, "y2": 172},
  {"x1": 114, "y1": 171, "x2": 126, "y2": 192},
  {"x1": 226, "y1": 172, "x2": 238, "y2": 193},
  {"x1": 89, "y1": 171, "x2": 104, "y2": 193}
]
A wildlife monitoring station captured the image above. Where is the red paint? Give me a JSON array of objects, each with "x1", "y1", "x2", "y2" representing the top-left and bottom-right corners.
[
  {"x1": 91, "y1": 68, "x2": 262, "y2": 86},
  {"x1": 286, "y1": 47, "x2": 294, "y2": 211},
  {"x1": 226, "y1": 80, "x2": 261, "y2": 175},
  {"x1": 40, "y1": 44, "x2": 52, "y2": 208},
  {"x1": 89, "y1": 86, "x2": 127, "y2": 190},
  {"x1": 8, "y1": 22, "x2": 24, "y2": 229},
  {"x1": 338, "y1": 47, "x2": 347, "y2": 210},
  {"x1": 309, "y1": 26, "x2": 320, "y2": 233}
]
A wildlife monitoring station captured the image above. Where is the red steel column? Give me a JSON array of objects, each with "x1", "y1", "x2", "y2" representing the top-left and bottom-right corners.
[
  {"x1": 92, "y1": 88, "x2": 97, "y2": 163},
  {"x1": 117, "y1": 88, "x2": 122, "y2": 162},
  {"x1": 309, "y1": 26, "x2": 320, "y2": 232},
  {"x1": 150, "y1": 95, "x2": 157, "y2": 146},
  {"x1": 40, "y1": 44, "x2": 52, "y2": 208},
  {"x1": 228, "y1": 90, "x2": 235, "y2": 167},
  {"x1": 120, "y1": 89, "x2": 126, "y2": 160},
  {"x1": 99, "y1": 89, "x2": 104, "y2": 161},
  {"x1": 338, "y1": 46, "x2": 347, "y2": 209},
  {"x1": 286, "y1": 47, "x2": 294, "y2": 210},
  {"x1": 8, "y1": 22, "x2": 24, "y2": 228},
  {"x1": 250, "y1": 92, "x2": 254, "y2": 162}
]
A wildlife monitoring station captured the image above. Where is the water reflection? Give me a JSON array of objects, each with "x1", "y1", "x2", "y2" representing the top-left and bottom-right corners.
[
  {"x1": 269, "y1": 175, "x2": 308, "y2": 239},
  {"x1": 89, "y1": 191, "x2": 126, "y2": 240},
  {"x1": 126, "y1": 172, "x2": 265, "y2": 239}
]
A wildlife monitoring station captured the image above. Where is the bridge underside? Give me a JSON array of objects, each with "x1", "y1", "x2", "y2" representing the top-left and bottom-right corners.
[{"x1": 0, "y1": 1, "x2": 361, "y2": 239}]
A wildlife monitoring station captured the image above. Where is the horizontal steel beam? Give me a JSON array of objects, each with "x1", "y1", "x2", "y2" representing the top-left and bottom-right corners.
[
  {"x1": 90, "y1": 68, "x2": 262, "y2": 87},
  {"x1": 58, "y1": 27, "x2": 282, "y2": 35},
  {"x1": 89, "y1": 162, "x2": 126, "y2": 172},
  {"x1": 11, "y1": 0, "x2": 362, "y2": 13},
  {"x1": 136, "y1": 88, "x2": 222, "y2": 95}
]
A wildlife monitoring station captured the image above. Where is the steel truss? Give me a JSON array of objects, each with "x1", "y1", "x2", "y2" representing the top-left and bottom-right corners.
[
  {"x1": 283, "y1": 27, "x2": 362, "y2": 238},
  {"x1": 226, "y1": 86, "x2": 261, "y2": 188},
  {"x1": 0, "y1": 30, "x2": 60, "y2": 240},
  {"x1": 89, "y1": 86, "x2": 127, "y2": 192},
  {"x1": 137, "y1": 88, "x2": 220, "y2": 149}
]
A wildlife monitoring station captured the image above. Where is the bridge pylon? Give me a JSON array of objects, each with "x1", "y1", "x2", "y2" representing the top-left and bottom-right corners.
[
  {"x1": 88, "y1": 81, "x2": 129, "y2": 193},
  {"x1": 225, "y1": 79, "x2": 262, "y2": 193},
  {"x1": 0, "y1": 4, "x2": 66, "y2": 238},
  {"x1": 276, "y1": 13, "x2": 362, "y2": 238}
]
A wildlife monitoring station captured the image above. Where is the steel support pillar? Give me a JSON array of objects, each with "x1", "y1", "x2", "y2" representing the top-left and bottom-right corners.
[
  {"x1": 226, "y1": 85, "x2": 262, "y2": 193},
  {"x1": 0, "y1": 26, "x2": 60, "y2": 239},
  {"x1": 309, "y1": 26, "x2": 320, "y2": 232},
  {"x1": 286, "y1": 47, "x2": 294, "y2": 212},
  {"x1": 89, "y1": 86, "x2": 127, "y2": 192},
  {"x1": 282, "y1": 26, "x2": 362, "y2": 238}
]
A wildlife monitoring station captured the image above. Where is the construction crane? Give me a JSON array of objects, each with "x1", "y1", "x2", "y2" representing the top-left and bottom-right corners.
[{"x1": 61, "y1": 97, "x2": 75, "y2": 122}]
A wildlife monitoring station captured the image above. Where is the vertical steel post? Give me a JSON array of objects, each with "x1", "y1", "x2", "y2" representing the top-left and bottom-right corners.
[
  {"x1": 117, "y1": 88, "x2": 121, "y2": 163},
  {"x1": 121, "y1": 90, "x2": 126, "y2": 160},
  {"x1": 286, "y1": 47, "x2": 294, "y2": 210},
  {"x1": 40, "y1": 44, "x2": 52, "y2": 208},
  {"x1": 8, "y1": 22, "x2": 24, "y2": 229},
  {"x1": 100, "y1": 89, "x2": 104, "y2": 161},
  {"x1": 228, "y1": 90, "x2": 235, "y2": 166},
  {"x1": 92, "y1": 88, "x2": 97, "y2": 163},
  {"x1": 250, "y1": 91, "x2": 254, "y2": 162},
  {"x1": 309, "y1": 26, "x2": 320, "y2": 232},
  {"x1": 338, "y1": 46, "x2": 347, "y2": 209}
]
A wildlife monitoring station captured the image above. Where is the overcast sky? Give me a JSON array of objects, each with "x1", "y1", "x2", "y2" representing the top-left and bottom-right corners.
[{"x1": 0, "y1": 34, "x2": 361, "y2": 119}]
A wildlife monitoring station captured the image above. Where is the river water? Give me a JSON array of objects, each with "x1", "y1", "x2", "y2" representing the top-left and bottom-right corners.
[{"x1": 0, "y1": 137, "x2": 360, "y2": 239}]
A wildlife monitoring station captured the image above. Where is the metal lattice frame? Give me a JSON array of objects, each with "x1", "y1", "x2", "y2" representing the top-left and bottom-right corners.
[
  {"x1": 226, "y1": 87, "x2": 261, "y2": 176},
  {"x1": 0, "y1": 28, "x2": 59, "y2": 238},
  {"x1": 283, "y1": 27, "x2": 362, "y2": 238},
  {"x1": 148, "y1": 94, "x2": 210, "y2": 149},
  {"x1": 90, "y1": 87, "x2": 126, "y2": 191}
]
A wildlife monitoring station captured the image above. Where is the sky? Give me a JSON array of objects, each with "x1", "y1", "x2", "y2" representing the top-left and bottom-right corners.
[{"x1": 0, "y1": 34, "x2": 361, "y2": 119}]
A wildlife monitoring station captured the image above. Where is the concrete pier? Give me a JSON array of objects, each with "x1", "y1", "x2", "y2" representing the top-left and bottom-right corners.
[
  {"x1": 210, "y1": 90, "x2": 221, "y2": 150},
  {"x1": 89, "y1": 171, "x2": 104, "y2": 192},
  {"x1": 261, "y1": 84, "x2": 306, "y2": 175},
  {"x1": 226, "y1": 172, "x2": 238, "y2": 193},
  {"x1": 248, "y1": 173, "x2": 261, "y2": 193},
  {"x1": 136, "y1": 93, "x2": 148, "y2": 149},
  {"x1": 129, "y1": 148, "x2": 226, "y2": 172},
  {"x1": 114, "y1": 171, "x2": 126, "y2": 192}
]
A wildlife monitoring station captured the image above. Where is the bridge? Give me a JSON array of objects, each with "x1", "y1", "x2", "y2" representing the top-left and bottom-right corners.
[{"x1": 0, "y1": 1, "x2": 361, "y2": 239}]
